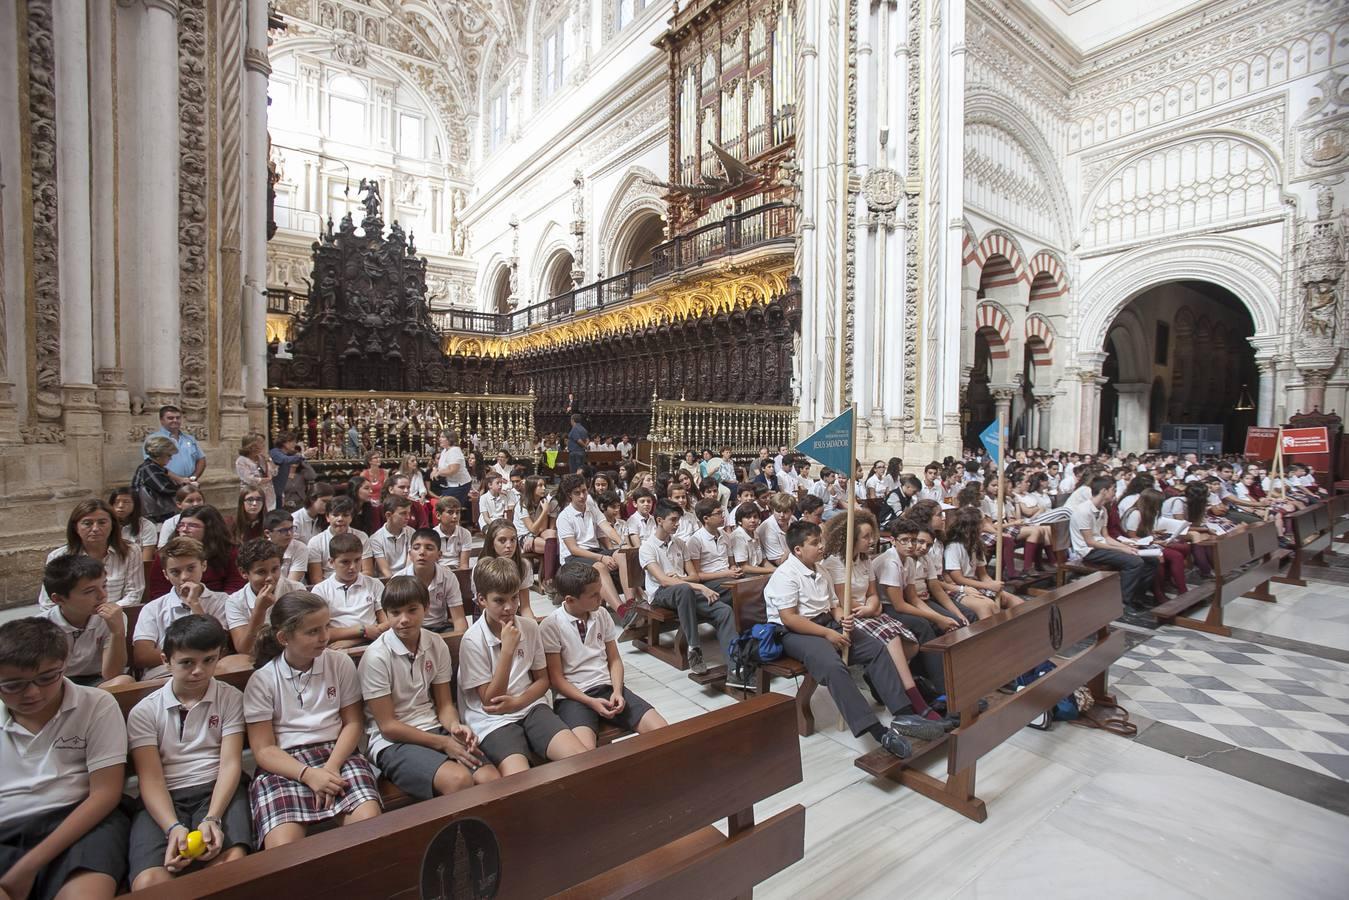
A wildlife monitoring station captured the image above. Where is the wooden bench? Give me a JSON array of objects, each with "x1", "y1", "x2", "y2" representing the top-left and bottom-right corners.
[
  {"x1": 628, "y1": 548, "x2": 692, "y2": 671},
  {"x1": 1152, "y1": 521, "x2": 1285, "y2": 637},
  {"x1": 1274, "y1": 503, "x2": 1334, "y2": 587},
  {"x1": 1329, "y1": 493, "x2": 1349, "y2": 546},
  {"x1": 854, "y1": 571, "x2": 1127, "y2": 822},
  {"x1": 129, "y1": 693, "x2": 806, "y2": 900},
  {"x1": 728, "y1": 576, "x2": 818, "y2": 737}
]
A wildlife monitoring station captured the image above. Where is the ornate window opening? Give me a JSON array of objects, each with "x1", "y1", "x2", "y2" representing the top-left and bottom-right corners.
[
  {"x1": 488, "y1": 88, "x2": 509, "y2": 152},
  {"x1": 615, "y1": 0, "x2": 651, "y2": 32},
  {"x1": 327, "y1": 73, "x2": 368, "y2": 146},
  {"x1": 539, "y1": 15, "x2": 572, "y2": 101}
]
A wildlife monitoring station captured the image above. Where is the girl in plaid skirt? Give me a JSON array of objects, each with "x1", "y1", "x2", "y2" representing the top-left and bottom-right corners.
[
  {"x1": 243, "y1": 593, "x2": 382, "y2": 849},
  {"x1": 819, "y1": 510, "x2": 948, "y2": 723}
]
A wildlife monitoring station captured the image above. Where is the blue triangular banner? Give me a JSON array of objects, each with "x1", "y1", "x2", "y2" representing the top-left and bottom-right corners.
[
  {"x1": 795, "y1": 406, "x2": 854, "y2": 476},
  {"x1": 979, "y1": 419, "x2": 1001, "y2": 464}
]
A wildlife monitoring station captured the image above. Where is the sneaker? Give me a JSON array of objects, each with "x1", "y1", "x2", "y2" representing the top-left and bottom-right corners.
[
  {"x1": 725, "y1": 671, "x2": 756, "y2": 691},
  {"x1": 888, "y1": 714, "x2": 948, "y2": 743},
  {"x1": 688, "y1": 648, "x2": 708, "y2": 676},
  {"x1": 914, "y1": 675, "x2": 942, "y2": 705},
  {"x1": 879, "y1": 726, "x2": 913, "y2": 759},
  {"x1": 937, "y1": 715, "x2": 959, "y2": 733},
  {"x1": 616, "y1": 600, "x2": 647, "y2": 630}
]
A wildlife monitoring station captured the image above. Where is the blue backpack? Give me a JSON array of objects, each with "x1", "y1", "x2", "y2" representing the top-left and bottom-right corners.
[{"x1": 726, "y1": 624, "x2": 786, "y2": 688}]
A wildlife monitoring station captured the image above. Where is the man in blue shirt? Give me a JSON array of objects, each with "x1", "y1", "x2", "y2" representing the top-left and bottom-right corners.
[
  {"x1": 567, "y1": 413, "x2": 588, "y2": 473},
  {"x1": 146, "y1": 405, "x2": 206, "y2": 485}
]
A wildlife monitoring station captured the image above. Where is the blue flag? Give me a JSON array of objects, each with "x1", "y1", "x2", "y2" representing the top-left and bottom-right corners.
[
  {"x1": 796, "y1": 406, "x2": 855, "y2": 476},
  {"x1": 979, "y1": 419, "x2": 1001, "y2": 465}
]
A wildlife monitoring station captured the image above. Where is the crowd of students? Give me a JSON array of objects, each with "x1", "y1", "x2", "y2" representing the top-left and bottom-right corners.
[{"x1": 2, "y1": 431, "x2": 1331, "y2": 899}]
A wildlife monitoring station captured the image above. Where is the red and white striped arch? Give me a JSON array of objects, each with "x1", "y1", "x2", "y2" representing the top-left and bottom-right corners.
[
  {"x1": 975, "y1": 231, "x2": 1029, "y2": 288},
  {"x1": 1025, "y1": 314, "x2": 1056, "y2": 367},
  {"x1": 1027, "y1": 250, "x2": 1068, "y2": 301},
  {"x1": 975, "y1": 302, "x2": 1012, "y2": 360}
]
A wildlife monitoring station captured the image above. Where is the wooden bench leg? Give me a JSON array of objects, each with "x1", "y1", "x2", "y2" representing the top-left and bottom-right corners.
[
  {"x1": 1272, "y1": 550, "x2": 1305, "y2": 586},
  {"x1": 1243, "y1": 577, "x2": 1276, "y2": 603},
  {"x1": 795, "y1": 675, "x2": 817, "y2": 737},
  {"x1": 896, "y1": 764, "x2": 987, "y2": 823}
]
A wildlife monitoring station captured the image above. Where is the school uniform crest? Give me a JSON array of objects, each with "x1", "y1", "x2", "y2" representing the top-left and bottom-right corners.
[
  {"x1": 326, "y1": 686, "x2": 337, "y2": 699},
  {"x1": 425, "y1": 658, "x2": 434, "y2": 674},
  {"x1": 208, "y1": 714, "x2": 220, "y2": 730}
]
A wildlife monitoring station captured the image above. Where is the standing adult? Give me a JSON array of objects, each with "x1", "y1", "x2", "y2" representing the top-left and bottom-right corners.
[
  {"x1": 235, "y1": 432, "x2": 278, "y2": 510},
  {"x1": 432, "y1": 429, "x2": 473, "y2": 505},
  {"x1": 268, "y1": 430, "x2": 314, "y2": 508},
  {"x1": 147, "y1": 404, "x2": 206, "y2": 486},
  {"x1": 567, "y1": 414, "x2": 589, "y2": 474}
]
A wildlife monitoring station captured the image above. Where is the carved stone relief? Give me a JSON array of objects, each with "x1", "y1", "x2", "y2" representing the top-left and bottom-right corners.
[
  {"x1": 179, "y1": 0, "x2": 211, "y2": 437},
  {"x1": 26, "y1": 0, "x2": 61, "y2": 422}
]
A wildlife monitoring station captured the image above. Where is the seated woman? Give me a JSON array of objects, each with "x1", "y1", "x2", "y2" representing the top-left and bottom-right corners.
[
  {"x1": 982, "y1": 476, "x2": 1052, "y2": 577},
  {"x1": 38, "y1": 499, "x2": 145, "y2": 608},
  {"x1": 146, "y1": 505, "x2": 246, "y2": 598}
]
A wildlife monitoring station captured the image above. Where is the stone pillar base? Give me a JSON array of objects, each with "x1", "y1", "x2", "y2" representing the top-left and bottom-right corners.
[{"x1": 0, "y1": 382, "x2": 20, "y2": 444}]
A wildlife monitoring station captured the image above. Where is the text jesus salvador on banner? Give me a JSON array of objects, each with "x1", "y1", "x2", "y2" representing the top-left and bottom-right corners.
[
  {"x1": 979, "y1": 419, "x2": 1002, "y2": 465},
  {"x1": 795, "y1": 406, "x2": 854, "y2": 475}
]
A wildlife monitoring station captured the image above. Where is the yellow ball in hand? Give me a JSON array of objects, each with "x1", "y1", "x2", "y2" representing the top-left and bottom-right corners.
[{"x1": 183, "y1": 830, "x2": 206, "y2": 859}]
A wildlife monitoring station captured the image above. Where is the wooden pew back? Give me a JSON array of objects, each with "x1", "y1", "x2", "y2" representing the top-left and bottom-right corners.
[
  {"x1": 933, "y1": 571, "x2": 1121, "y2": 715},
  {"x1": 132, "y1": 694, "x2": 806, "y2": 900}
]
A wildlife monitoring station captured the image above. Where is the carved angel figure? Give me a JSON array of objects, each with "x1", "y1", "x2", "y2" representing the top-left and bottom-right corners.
[{"x1": 358, "y1": 178, "x2": 381, "y2": 220}]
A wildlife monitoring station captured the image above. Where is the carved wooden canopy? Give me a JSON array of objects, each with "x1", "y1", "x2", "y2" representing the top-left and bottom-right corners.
[{"x1": 268, "y1": 183, "x2": 460, "y2": 392}]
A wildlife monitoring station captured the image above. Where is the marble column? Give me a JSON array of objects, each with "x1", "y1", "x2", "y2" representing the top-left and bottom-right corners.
[
  {"x1": 241, "y1": 0, "x2": 271, "y2": 427},
  {"x1": 1033, "y1": 393, "x2": 1054, "y2": 452},
  {"x1": 1113, "y1": 382, "x2": 1150, "y2": 454},
  {"x1": 0, "y1": 169, "x2": 16, "y2": 443},
  {"x1": 140, "y1": 0, "x2": 182, "y2": 408},
  {"x1": 1301, "y1": 368, "x2": 1331, "y2": 413},
  {"x1": 53, "y1": 0, "x2": 94, "y2": 396},
  {"x1": 938, "y1": 0, "x2": 968, "y2": 457},
  {"x1": 990, "y1": 384, "x2": 1015, "y2": 458},
  {"x1": 1256, "y1": 358, "x2": 1277, "y2": 428},
  {"x1": 90, "y1": 0, "x2": 126, "y2": 425}
]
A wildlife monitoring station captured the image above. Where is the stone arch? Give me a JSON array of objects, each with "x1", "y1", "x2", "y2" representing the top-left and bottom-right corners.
[
  {"x1": 964, "y1": 90, "x2": 1075, "y2": 248},
  {"x1": 598, "y1": 166, "x2": 667, "y2": 275},
  {"x1": 537, "y1": 246, "x2": 576, "y2": 304},
  {"x1": 974, "y1": 300, "x2": 1013, "y2": 365},
  {"x1": 1104, "y1": 306, "x2": 1150, "y2": 383},
  {"x1": 975, "y1": 229, "x2": 1030, "y2": 297},
  {"x1": 1027, "y1": 249, "x2": 1069, "y2": 302},
  {"x1": 1024, "y1": 313, "x2": 1056, "y2": 368},
  {"x1": 961, "y1": 219, "x2": 982, "y2": 292},
  {"x1": 1077, "y1": 235, "x2": 1281, "y2": 361},
  {"x1": 486, "y1": 262, "x2": 512, "y2": 314}
]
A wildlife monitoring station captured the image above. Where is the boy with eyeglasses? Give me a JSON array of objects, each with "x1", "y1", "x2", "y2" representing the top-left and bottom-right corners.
[{"x1": 0, "y1": 618, "x2": 130, "y2": 900}]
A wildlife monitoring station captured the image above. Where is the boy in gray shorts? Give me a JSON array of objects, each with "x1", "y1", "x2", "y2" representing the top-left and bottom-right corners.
[
  {"x1": 542, "y1": 561, "x2": 668, "y2": 749},
  {"x1": 359, "y1": 577, "x2": 500, "y2": 799}
]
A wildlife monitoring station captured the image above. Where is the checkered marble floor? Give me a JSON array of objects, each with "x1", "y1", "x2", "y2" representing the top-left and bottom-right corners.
[{"x1": 1110, "y1": 629, "x2": 1349, "y2": 781}]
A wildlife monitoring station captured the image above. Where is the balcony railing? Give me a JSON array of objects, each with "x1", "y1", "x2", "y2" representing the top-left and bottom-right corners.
[
  {"x1": 268, "y1": 201, "x2": 794, "y2": 339},
  {"x1": 651, "y1": 202, "x2": 795, "y2": 278}
]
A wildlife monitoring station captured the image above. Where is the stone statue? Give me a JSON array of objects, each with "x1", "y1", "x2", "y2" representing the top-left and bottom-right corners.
[
  {"x1": 1296, "y1": 181, "x2": 1345, "y2": 343},
  {"x1": 358, "y1": 177, "x2": 381, "y2": 221},
  {"x1": 1305, "y1": 279, "x2": 1339, "y2": 337}
]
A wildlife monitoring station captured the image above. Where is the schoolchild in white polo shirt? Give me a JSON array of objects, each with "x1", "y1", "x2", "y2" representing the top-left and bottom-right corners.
[
  {"x1": 685, "y1": 499, "x2": 742, "y2": 602},
  {"x1": 262, "y1": 510, "x2": 310, "y2": 583},
  {"x1": 243, "y1": 593, "x2": 381, "y2": 848},
  {"x1": 458, "y1": 558, "x2": 585, "y2": 777},
  {"x1": 728, "y1": 503, "x2": 776, "y2": 576},
  {"x1": 290, "y1": 483, "x2": 334, "y2": 545},
  {"x1": 397, "y1": 529, "x2": 468, "y2": 633},
  {"x1": 639, "y1": 501, "x2": 739, "y2": 676},
  {"x1": 543, "y1": 560, "x2": 667, "y2": 749},
  {"x1": 126, "y1": 616, "x2": 252, "y2": 889},
  {"x1": 133, "y1": 537, "x2": 237, "y2": 681},
  {"x1": 555, "y1": 474, "x2": 624, "y2": 618},
  {"x1": 765, "y1": 522, "x2": 941, "y2": 761},
  {"x1": 311, "y1": 532, "x2": 386, "y2": 649},
  {"x1": 360, "y1": 577, "x2": 500, "y2": 801},
  {"x1": 478, "y1": 471, "x2": 511, "y2": 531},
  {"x1": 39, "y1": 555, "x2": 132, "y2": 687},
  {"x1": 0, "y1": 618, "x2": 130, "y2": 900},
  {"x1": 667, "y1": 484, "x2": 700, "y2": 542},
  {"x1": 226, "y1": 540, "x2": 305, "y2": 657},
  {"x1": 370, "y1": 495, "x2": 415, "y2": 578},
  {"x1": 755, "y1": 492, "x2": 796, "y2": 565},
  {"x1": 625, "y1": 488, "x2": 657, "y2": 548},
  {"x1": 305, "y1": 496, "x2": 374, "y2": 583}
]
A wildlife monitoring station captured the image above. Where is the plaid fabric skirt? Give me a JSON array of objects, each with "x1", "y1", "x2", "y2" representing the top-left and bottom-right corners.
[
  {"x1": 852, "y1": 612, "x2": 916, "y2": 645},
  {"x1": 949, "y1": 585, "x2": 1000, "y2": 602},
  {"x1": 248, "y1": 742, "x2": 381, "y2": 845}
]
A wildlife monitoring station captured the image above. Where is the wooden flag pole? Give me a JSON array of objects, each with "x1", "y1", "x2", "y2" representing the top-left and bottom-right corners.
[
  {"x1": 1273, "y1": 426, "x2": 1286, "y2": 502},
  {"x1": 841, "y1": 403, "x2": 858, "y2": 667},
  {"x1": 994, "y1": 405, "x2": 1007, "y2": 584}
]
